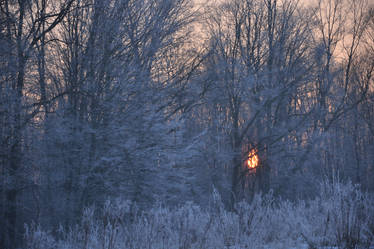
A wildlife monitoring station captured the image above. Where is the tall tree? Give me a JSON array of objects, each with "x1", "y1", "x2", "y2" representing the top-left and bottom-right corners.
[
  {"x1": 200, "y1": 0, "x2": 313, "y2": 205},
  {"x1": 0, "y1": 0, "x2": 74, "y2": 247}
]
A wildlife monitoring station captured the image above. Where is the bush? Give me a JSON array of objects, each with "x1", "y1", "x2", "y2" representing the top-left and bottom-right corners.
[
  {"x1": 297, "y1": 179, "x2": 374, "y2": 249},
  {"x1": 24, "y1": 181, "x2": 374, "y2": 249}
]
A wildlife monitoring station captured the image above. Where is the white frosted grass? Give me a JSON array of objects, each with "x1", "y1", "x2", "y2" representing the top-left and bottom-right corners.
[{"x1": 25, "y1": 181, "x2": 374, "y2": 249}]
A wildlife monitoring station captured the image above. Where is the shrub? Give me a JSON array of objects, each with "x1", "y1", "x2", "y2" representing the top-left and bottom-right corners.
[{"x1": 24, "y1": 180, "x2": 374, "y2": 249}]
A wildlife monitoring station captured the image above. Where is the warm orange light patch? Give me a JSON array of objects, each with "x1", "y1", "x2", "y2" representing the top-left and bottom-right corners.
[{"x1": 247, "y1": 149, "x2": 259, "y2": 169}]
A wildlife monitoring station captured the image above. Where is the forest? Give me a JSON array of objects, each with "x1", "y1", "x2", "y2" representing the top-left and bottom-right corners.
[{"x1": 1, "y1": 0, "x2": 374, "y2": 248}]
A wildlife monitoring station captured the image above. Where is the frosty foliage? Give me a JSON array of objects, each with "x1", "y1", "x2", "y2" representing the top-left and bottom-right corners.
[
  {"x1": 25, "y1": 180, "x2": 374, "y2": 249},
  {"x1": 297, "y1": 179, "x2": 374, "y2": 249},
  {"x1": 2, "y1": 0, "x2": 374, "y2": 247}
]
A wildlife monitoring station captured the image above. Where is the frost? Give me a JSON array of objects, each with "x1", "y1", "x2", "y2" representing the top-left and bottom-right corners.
[{"x1": 25, "y1": 180, "x2": 374, "y2": 249}]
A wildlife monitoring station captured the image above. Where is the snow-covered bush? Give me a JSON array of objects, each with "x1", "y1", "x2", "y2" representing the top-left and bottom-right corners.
[
  {"x1": 24, "y1": 224, "x2": 56, "y2": 249},
  {"x1": 298, "y1": 179, "x2": 374, "y2": 249},
  {"x1": 24, "y1": 180, "x2": 374, "y2": 249}
]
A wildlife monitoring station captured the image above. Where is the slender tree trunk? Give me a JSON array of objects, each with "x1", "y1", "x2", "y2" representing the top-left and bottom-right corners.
[
  {"x1": 230, "y1": 106, "x2": 241, "y2": 208},
  {"x1": 5, "y1": 2, "x2": 26, "y2": 246}
]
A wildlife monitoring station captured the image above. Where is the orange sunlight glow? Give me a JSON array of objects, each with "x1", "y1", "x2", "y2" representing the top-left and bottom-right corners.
[{"x1": 247, "y1": 149, "x2": 259, "y2": 169}]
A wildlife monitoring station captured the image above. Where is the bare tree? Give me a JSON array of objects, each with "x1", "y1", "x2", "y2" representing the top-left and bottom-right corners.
[
  {"x1": 200, "y1": 0, "x2": 313, "y2": 206},
  {"x1": 0, "y1": 0, "x2": 75, "y2": 247}
]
